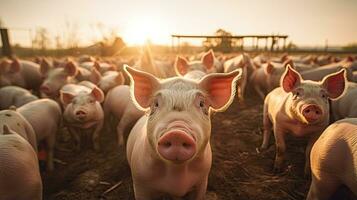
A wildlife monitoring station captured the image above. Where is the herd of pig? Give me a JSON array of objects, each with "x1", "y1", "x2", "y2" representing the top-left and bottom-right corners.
[{"x1": 0, "y1": 50, "x2": 357, "y2": 200}]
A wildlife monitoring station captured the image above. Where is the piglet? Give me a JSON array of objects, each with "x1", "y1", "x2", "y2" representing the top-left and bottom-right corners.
[
  {"x1": 17, "y1": 99, "x2": 62, "y2": 171},
  {"x1": 124, "y1": 65, "x2": 241, "y2": 199},
  {"x1": 0, "y1": 86, "x2": 38, "y2": 110},
  {"x1": 0, "y1": 125, "x2": 42, "y2": 200},
  {"x1": 60, "y1": 82, "x2": 104, "y2": 151},
  {"x1": 307, "y1": 118, "x2": 357, "y2": 200},
  {"x1": 261, "y1": 65, "x2": 346, "y2": 173},
  {"x1": 175, "y1": 50, "x2": 218, "y2": 77}
]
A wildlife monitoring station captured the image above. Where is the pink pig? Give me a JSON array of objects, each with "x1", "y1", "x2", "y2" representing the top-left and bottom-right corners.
[
  {"x1": 261, "y1": 65, "x2": 346, "y2": 173},
  {"x1": 124, "y1": 65, "x2": 241, "y2": 199}
]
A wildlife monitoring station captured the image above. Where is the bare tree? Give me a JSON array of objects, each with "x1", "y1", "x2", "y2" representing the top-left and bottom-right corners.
[
  {"x1": 64, "y1": 20, "x2": 80, "y2": 48},
  {"x1": 32, "y1": 27, "x2": 51, "y2": 50}
]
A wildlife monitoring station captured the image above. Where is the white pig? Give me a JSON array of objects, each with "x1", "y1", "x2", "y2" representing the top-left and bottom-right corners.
[
  {"x1": 0, "y1": 86, "x2": 39, "y2": 110},
  {"x1": 125, "y1": 65, "x2": 241, "y2": 199},
  {"x1": 17, "y1": 99, "x2": 62, "y2": 171},
  {"x1": 60, "y1": 83, "x2": 104, "y2": 151},
  {"x1": 261, "y1": 66, "x2": 346, "y2": 173},
  {"x1": 0, "y1": 125, "x2": 42, "y2": 200},
  {"x1": 307, "y1": 118, "x2": 357, "y2": 200}
]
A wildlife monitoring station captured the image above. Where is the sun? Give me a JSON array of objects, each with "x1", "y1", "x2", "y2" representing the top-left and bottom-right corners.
[{"x1": 122, "y1": 17, "x2": 169, "y2": 45}]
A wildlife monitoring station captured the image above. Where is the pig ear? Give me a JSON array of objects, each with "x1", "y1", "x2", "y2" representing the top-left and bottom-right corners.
[
  {"x1": 202, "y1": 50, "x2": 215, "y2": 70},
  {"x1": 60, "y1": 91, "x2": 75, "y2": 105},
  {"x1": 93, "y1": 61, "x2": 101, "y2": 71},
  {"x1": 115, "y1": 72, "x2": 125, "y2": 85},
  {"x1": 10, "y1": 59, "x2": 21, "y2": 73},
  {"x1": 124, "y1": 65, "x2": 160, "y2": 110},
  {"x1": 281, "y1": 65, "x2": 302, "y2": 93},
  {"x1": 40, "y1": 58, "x2": 51, "y2": 75},
  {"x1": 64, "y1": 61, "x2": 78, "y2": 76},
  {"x1": 264, "y1": 62, "x2": 274, "y2": 74},
  {"x1": 199, "y1": 69, "x2": 242, "y2": 112},
  {"x1": 175, "y1": 56, "x2": 189, "y2": 76},
  {"x1": 90, "y1": 87, "x2": 104, "y2": 103},
  {"x1": 3, "y1": 125, "x2": 12, "y2": 135},
  {"x1": 90, "y1": 68, "x2": 101, "y2": 84},
  {"x1": 321, "y1": 69, "x2": 347, "y2": 100},
  {"x1": 283, "y1": 59, "x2": 294, "y2": 68}
]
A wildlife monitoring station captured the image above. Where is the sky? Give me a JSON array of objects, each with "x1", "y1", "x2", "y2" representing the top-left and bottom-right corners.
[{"x1": 0, "y1": 0, "x2": 356, "y2": 47}]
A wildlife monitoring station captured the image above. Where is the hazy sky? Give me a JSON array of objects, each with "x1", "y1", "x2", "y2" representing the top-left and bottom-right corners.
[{"x1": 1, "y1": 0, "x2": 356, "y2": 47}]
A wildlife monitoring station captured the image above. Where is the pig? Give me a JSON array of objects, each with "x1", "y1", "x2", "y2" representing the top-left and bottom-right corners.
[
  {"x1": 0, "y1": 86, "x2": 39, "y2": 109},
  {"x1": 301, "y1": 60, "x2": 354, "y2": 82},
  {"x1": 60, "y1": 82, "x2": 104, "y2": 151},
  {"x1": 260, "y1": 65, "x2": 346, "y2": 173},
  {"x1": 80, "y1": 61, "x2": 116, "y2": 75},
  {"x1": 124, "y1": 65, "x2": 241, "y2": 199},
  {"x1": 103, "y1": 85, "x2": 144, "y2": 146},
  {"x1": 175, "y1": 50, "x2": 218, "y2": 77},
  {"x1": 0, "y1": 125, "x2": 42, "y2": 200},
  {"x1": 224, "y1": 53, "x2": 255, "y2": 102},
  {"x1": 40, "y1": 59, "x2": 78, "y2": 101},
  {"x1": 0, "y1": 58, "x2": 42, "y2": 91},
  {"x1": 17, "y1": 99, "x2": 62, "y2": 171},
  {"x1": 331, "y1": 82, "x2": 357, "y2": 121},
  {"x1": 0, "y1": 109, "x2": 37, "y2": 152},
  {"x1": 307, "y1": 118, "x2": 357, "y2": 200},
  {"x1": 75, "y1": 66, "x2": 101, "y2": 83}
]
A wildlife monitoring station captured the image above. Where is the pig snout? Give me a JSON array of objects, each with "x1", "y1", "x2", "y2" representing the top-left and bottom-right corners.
[
  {"x1": 75, "y1": 109, "x2": 87, "y2": 120},
  {"x1": 301, "y1": 104, "x2": 322, "y2": 123},
  {"x1": 158, "y1": 131, "x2": 196, "y2": 163},
  {"x1": 40, "y1": 84, "x2": 52, "y2": 95}
]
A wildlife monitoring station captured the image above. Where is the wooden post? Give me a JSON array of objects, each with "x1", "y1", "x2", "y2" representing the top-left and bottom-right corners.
[
  {"x1": 265, "y1": 38, "x2": 268, "y2": 51},
  {"x1": 0, "y1": 28, "x2": 12, "y2": 57},
  {"x1": 283, "y1": 38, "x2": 286, "y2": 51}
]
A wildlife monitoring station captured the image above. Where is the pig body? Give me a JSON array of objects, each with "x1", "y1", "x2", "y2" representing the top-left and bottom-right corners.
[
  {"x1": 125, "y1": 66, "x2": 241, "y2": 199},
  {"x1": 18, "y1": 99, "x2": 62, "y2": 171},
  {"x1": 103, "y1": 85, "x2": 144, "y2": 146},
  {"x1": 0, "y1": 128, "x2": 42, "y2": 200},
  {"x1": 301, "y1": 61, "x2": 353, "y2": 81},
  {"x1": 0, "y1": 86, "x2": 38, "y2": 109},
  {"x1": 261, "y1": 66, "x2": 346, "y2": 173},
  {"x1": 0, "y1": 110, "x2": 37, "y2": 152},
  {"x1": 60, "y1": 82, "x2": 104, "y2": 151},
  {"x1": 97, "y1": 71, "x2": 124, "y2": 94},
  {"x1": 307, "y1": 118, "x2": 357, "y2": 200},
  {"x1": 331, "y1": 82, "x2": 357, "y2": 121},
  {"x1": 0, "y1": 59, "x2": 42, "y2": 90}
]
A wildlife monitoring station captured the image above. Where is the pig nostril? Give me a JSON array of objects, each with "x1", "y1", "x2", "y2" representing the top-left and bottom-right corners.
[
  {"x1": 182, "y1": 143, "x2": 190, "y2": 148},
  {"x1": 164, "y1": 142, "x2": 171, "y2": 147},
  {"x1": 316, "y1": 111, "x2": 320, "y2": 115},
  {"x1": 305, "y1": 109, "x2": 310, "y2": 113}
]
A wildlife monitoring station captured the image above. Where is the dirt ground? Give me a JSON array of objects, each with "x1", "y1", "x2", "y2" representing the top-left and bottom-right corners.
[{"x1": 42, "y1": 91, "x2": 356, "y2": 200}]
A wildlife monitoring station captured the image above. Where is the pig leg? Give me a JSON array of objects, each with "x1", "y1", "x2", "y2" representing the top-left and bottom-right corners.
[
  {"x1": 68, "y1": 127, "x2": 81, "y2": 151},
  {"x1": 254, "y1": 85, "x2": 266, "y2": 100},
  {"x1": 185, "y1": 177, "x2": 208, "y2": 200},
  {"x1": 306, "y1": 173, "x2": 340, "y2": 200},
  {"x1": 273, "y1": 127, "x2": 286, "y2": 173},
  {"x1": 116, "y1": 112, "x2": 136, "y2": 146},
  {"x1": 46, "y1": 132, "x2": 56, "y2": 171},
  {"x1": 304, "y1": 134, "x2": 320, "y2": 176},
  {"x1": 261, "y1": 104, "x2": 272, "y2": 150},
  {"x1": 92, "y1": 120, "x2": 103, "y2": 151}
]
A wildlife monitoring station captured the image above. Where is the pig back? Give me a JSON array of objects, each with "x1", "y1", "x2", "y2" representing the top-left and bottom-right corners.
[{"x1": 0, "y1": 133, "x2": 42, "y2": 200}]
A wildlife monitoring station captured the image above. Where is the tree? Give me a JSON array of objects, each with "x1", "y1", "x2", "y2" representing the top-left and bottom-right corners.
[
  {"x1": 32, "y1": 27, "x2": 51, "y2": 50},
  {"x1": 203, "y1": 29, "x2": 233, "y2": 53}
]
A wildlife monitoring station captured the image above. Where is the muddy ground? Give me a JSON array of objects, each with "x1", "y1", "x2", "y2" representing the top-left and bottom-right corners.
[{"x1": 42, "y1": 91, "x2": 356, "y2": 200}]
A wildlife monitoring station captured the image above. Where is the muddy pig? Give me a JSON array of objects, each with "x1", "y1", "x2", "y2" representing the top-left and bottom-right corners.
[
  {"x1": 17, "y1": 99, "x2": 62, "y2": 171},
  {"x1": 60, "y1": 82, "x2": 104, "y2": 151},
  {"x1": 261, "y1": 65, "x2": 346, "y2": 173},
  {"x1": 0, "y1": 125, "x2": 42, "y2": 200},
  {"x1": 0, "y1": 86, "x2": 38, "y2": 109},
  {"x1": 0, "y1": 58, "x2": 42, "y2": 91},
  {"x1": 125, "y1": 65, "x2": 241, "y2": 199},
  {"x1": 103, "y1": 85, "x2": 145, "y2": 146},
  {"x1": 307, "y1": 118, "x2": 357, "y2": 200}
]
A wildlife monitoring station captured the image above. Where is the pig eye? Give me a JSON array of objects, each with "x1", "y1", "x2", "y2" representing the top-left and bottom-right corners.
[
  {"x1": 89, "y1": 99, "x2": 95, "y2": 103},
  {"x1": 321, "y1": 94, "x2": 327, "y2": 98},
  {"x1": 296, "y1": 92, "x2": 300, "y2": 96},
  {"x1": 154, "y1": 100, "x2": 159, "y2": 108}
]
